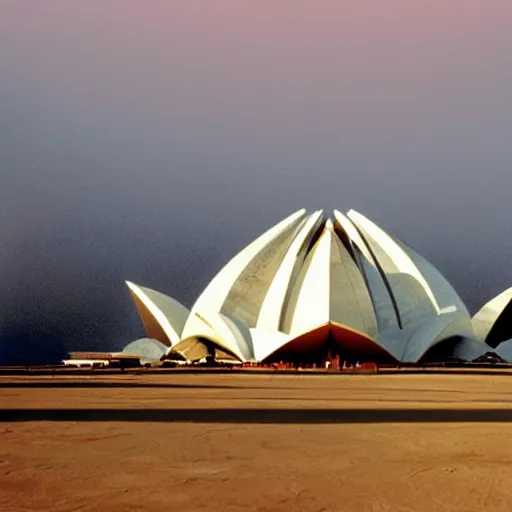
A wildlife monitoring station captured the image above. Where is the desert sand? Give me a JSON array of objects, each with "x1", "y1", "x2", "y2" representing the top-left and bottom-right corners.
[{"x1": 2, "y1": 370, "x2": 512, "y2": 511}]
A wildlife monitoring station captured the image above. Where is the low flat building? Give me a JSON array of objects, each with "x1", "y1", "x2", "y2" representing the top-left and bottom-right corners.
[{"x1": 64, "y1": 352, "x2": 141, "y2": 368}]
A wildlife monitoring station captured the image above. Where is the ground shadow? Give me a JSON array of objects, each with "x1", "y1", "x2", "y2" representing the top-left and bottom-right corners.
[
  {"x1": 0, "y1": 382, "x2": 245, "y2": 390},
  {"x1": 0, "y1": 382, "x2": 311, "y2": 391},
  {"x1": 3, "y1": 408, "x2": 512, "y2": 424}
]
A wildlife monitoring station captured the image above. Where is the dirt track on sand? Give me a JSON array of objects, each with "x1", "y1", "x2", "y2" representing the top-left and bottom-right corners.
[{"x1": 2, "y1": 371, "x2": 512, "y2": 511}]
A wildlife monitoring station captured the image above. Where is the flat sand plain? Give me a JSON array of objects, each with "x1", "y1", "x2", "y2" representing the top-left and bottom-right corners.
[{"x1": 2, "y1": 371, "x2": 512, "y2": 511}]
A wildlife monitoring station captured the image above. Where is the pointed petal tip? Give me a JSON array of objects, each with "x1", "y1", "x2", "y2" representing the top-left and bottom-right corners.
[
  {"x1": 332, "y1": 209, "x2": 347, "y2": 222},
  {"x1": 310, "y1": 209, "x2": 324, "y2": 221},
  {"x1": 281, "y1": 208, "x2": 308, "y2": 224}
]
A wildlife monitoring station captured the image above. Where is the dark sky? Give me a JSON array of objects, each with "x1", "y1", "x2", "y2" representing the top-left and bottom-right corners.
[{"x1": 1, "y1": 1, "x2": 512, "y2": 353}]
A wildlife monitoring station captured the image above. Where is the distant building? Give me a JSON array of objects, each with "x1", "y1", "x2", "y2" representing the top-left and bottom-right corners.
[{"x1": 63, "y1": 352, "x2": 141, "y2": 368}]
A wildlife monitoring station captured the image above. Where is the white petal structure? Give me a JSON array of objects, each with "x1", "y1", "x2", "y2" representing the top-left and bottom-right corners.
[
  {"x1": 126, "y1": 281, "x2": 189, "y2": 347},
  {"x1": 472, "y1": 288, "x2": 512, "y2": 348},
  {"x1": 256, "y1": 210, "x2": 324, "y2": 333},
  {"x1": 184, "y1": 209, "x2": 307, "y2": 331},
  {"x1": 126, "y1": 209, "x2": 486, "y2": 364},
  {"x1": 495, "y1": 340, "x2": 512, "y2": 361},
  {"x1": 283, "y1": 219, "x2": 378, "y2": 338},
  {"x1": 122, "y1": 338, "x2": 167, "y2": 362}
]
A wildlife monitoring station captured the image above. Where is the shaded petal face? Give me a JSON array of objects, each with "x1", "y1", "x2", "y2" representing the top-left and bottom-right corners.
[
  {"x1": 281, "y1": 219, "x2": 378, "y2": 339},
  {"x1": 256, "y1": 210, "x2": 324, "y2": 333},
  {"x1": 184, "y1": 209, "x2": 307, "y2": 332},
  {"x1": 495, "y1": 340, "x2": 512, "y2": 362},
  {"x1": 472, "y1": 288, "x2": 512, "y2": 347},
  {"x1": 122, "y1": 338, "x2": 167, "y2": 362},
  {"x1": 401, "y1": 312, "x2": 476, "y2": 363},
  {"x1": 347, "y1": 210, "x2": 440, "y2": 329}
]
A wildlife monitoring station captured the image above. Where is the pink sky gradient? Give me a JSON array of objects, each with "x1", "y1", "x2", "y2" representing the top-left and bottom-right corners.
[{"x1": 2, "y1": 1, "x2": 512, "y2": 349}]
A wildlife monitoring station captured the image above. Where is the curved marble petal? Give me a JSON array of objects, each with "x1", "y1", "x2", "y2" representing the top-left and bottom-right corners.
[
  {"x1": 180, "y1": 310, "x2": 253, "y2": 362},
  {"x1": 126, "y1": 281, "x2": 190, "y2": 347},
  {"x1": 472, "y1": 288, "x2": 512, "y2": 346},
  {"x1": 182, "y1": 209, "x2": 307, "y2": 336},
  {"x1": 402, "y1": 311, "x2": 475, "y2": 362},
  {"x1": 283, "y1": 220, "x2": 377, "y2": 338},
  {"x1": 122, "y1": 338, "x2": 167, "y2": 361},
  {"x1": 257, "y1": 210, "x2": 324, "y2": 333}
]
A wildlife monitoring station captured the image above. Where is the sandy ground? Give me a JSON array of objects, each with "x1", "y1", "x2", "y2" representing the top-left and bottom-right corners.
[{"x1": 2, "y1": 371, "x2": 512, "y2": 511}]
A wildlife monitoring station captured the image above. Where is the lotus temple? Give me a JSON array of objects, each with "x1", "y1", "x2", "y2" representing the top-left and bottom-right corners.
[{"x1": 123, "y1": 209, "x2": 512, "y2": 365}]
